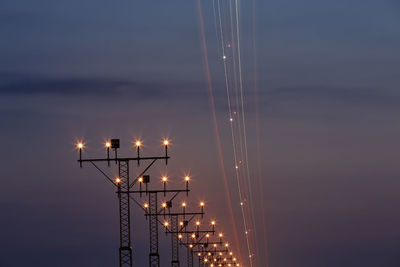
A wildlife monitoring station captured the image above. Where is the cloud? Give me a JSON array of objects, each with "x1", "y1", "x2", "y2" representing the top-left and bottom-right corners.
[{"x1": 0, "y1": 72, "x2": 208, "y2": 99}]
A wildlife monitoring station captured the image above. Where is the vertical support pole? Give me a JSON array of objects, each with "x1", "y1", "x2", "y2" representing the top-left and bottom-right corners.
[
  {"x1": 149, "y1": 192, "x2": 160, "y2": 267},
  {"x1": 171, "y1": 215, "x2": 180, "y2": 267},
  {"x1": 187, "y1": 247, "x2": 193, "y2": 267},
  {"x1": 118, "y1": 160, "x2": 133, "y2": 267}
]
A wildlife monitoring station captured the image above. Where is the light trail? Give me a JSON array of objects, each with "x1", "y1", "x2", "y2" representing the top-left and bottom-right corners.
[
  {"x1": 197, "y1": 0, "x2": 242, "y2": 259},
  {"x1": 215, "y1": 0, "x2": 254, "y2": 266}
]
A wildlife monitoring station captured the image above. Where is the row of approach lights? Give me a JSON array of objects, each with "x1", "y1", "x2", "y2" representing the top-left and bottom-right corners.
[
  {"x1": 76, "y1": 138, "x2": 170, "y2": 167},
  {"x1": 200, "y1": 250, "x2": 240, "y2": 266},
  {"x1": 76, "y1": 138, "x2": 169, "y2": 150},
  {"x1": 76, "y1": 139, "x2": 239, "y2": 266}
]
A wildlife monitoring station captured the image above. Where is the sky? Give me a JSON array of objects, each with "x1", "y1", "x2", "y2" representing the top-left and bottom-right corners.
[{"x1": 1, "y1": 0, "x2": 400, "y2": 266}]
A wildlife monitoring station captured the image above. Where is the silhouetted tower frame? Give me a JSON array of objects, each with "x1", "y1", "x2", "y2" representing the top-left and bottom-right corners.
[{"x1": 77, "y1": 138, "x2": 170, "y2": 267}]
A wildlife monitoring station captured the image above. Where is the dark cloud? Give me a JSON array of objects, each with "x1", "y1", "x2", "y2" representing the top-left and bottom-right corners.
[{"x1": 0, "y1": 72, "x2": 207, "y2": 99}]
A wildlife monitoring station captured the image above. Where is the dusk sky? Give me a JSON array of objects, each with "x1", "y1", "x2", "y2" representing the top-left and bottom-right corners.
[{"x1": 1, "y1": 0, "x2": 400, "y2": 266}]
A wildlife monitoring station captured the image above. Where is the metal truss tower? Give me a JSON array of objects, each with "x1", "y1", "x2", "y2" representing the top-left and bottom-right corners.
[
  {"x1": 118, "y1": 160, "x2": 132, "y2": 266},
  {"x1": 170, "y1": 215, "x2": 180, "y2": 267},
  {"x1": 148, "y1": 192, "x2": 160, "y2": 267}
]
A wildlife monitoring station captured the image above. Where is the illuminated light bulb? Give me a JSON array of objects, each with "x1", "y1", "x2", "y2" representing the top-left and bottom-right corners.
[
  {"x1": 138, "y1": 177, "x2": 143, "y2": 183},
  {"x1": 211, "y1": 220, "x2": 216, "y2": 225},
  {"x1": 200, "y1": 201, "x2": 205, "y2": 207},
  {"x1": 189, "y1": 244, "x2": 193, "y2": 248},
  {"x1": 233, "y1": 258, "x2": 237, "y2": 261},
  {"x1": 135, "y1": 140, "x2": 141, "y2": 147},
  {"x1": 196, "y1": 221, "x2": 200, "y2": 226},
  {"x1": 219, "y1": 252, "x2": 223, "y2": 256},
  {"x1": 235, "y1": 165, "x2": 238, "y2": 169},
  {"x1": 185, "y1": 176, "x2": 190, "y2": 182},
  {"x1": 163, "y1": 139, "x2": 169, "y2": 146},
  {"x1": 204, "y1": 258, "x2": 208, "y2": 262},
  {"x1": 225, "y1": 243, "x2": 229, "y2": 247},
  {"x1": 198, "y1": 253, "x2": 201, "y2": 256},
  {"x1": 162, "y1": 202, "x2": 167, "y2": 208},
  {"x1": 240, "y1": 202, "x2": 244, "y2": 206},
  {"x1": 223, "y1": 55, "x2": 227, "y2": 60},
  {"x1": 229, "y1": 252, "x2": 233, "y2": 255},
  {"x1": 162, "y1": 176, "x2": 167, "y2": 182},
  {"x1": 164, "y1": 221, "x2": 169, "y2": 227},
  {"x1": 219, "y1": 233, "x2": 223, "y2": 238},
  {"x1": 245, "y1": 231, "x2": 248, "y2": 235},
  {"x1": 178, "y1": 234, "x2": 183, "y2": 239},
  {"x1": 77, "y1": 142, "x2": 84, "y2": 149},
  {"x1": 230, "y1": 118, "x2": 233, "y2": 122},
  {"x1": 105, "y1": 141, "x2": 111, "y2": 148},
  {"x1": 179, "y1": 221, "x2": 184, "y2": 226},
  {"x1": 224, "y1": 258, "x2": 227, "y2": 261},
  {"x1": 214, "y1": 244, "x2": 217, "y2": 247},
  {"x1": 144, "y1": 203, "x2": 149, "y2": 208},
  {"x1": 115, "y1": 177, "x2": 121, "y2": 183},
  {"x1": 181, "y1": 202, "x2": 186, "y2": 207},
  {"x1": 208, "y1": 252, "x2": 211, "y2": 256},
  {"x1": 206, "y1": 234, "x2": 210, "y2": 238}
]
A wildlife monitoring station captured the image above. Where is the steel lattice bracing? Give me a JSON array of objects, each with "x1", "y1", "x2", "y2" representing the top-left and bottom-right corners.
[
  {"x1": 148, "y1": 192, "x2": 160, "y2": 267},
  {"x1": 118, "y1": 160, "x2": 133, "y2": 267},
  {"x1": 170, "y1": 215, "x2": 180, "y2": 267}
]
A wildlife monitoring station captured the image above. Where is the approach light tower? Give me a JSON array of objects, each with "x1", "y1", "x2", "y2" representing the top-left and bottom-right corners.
[{"x1": 76, "y1": 138, "x2": 170, "y2": 267}]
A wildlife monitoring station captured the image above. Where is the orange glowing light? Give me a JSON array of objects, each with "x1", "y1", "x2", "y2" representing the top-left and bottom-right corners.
[
  {"x1": 144, "y1": 203, "x2": 149, "y2": 208},
  {"x1": 164, "y1": 221, "x2": 169, "y2": 227},
  {"x1": 135, "y1": 140, "x2": 141, "y2": 147},
  {"x1": 115, "y1": 177, "x2": 121, "y2": 183},
  {"x1": 162, "y1": 202, "x2": 167, "y2": 208},
  {"x1": 200, "y1": 201, "x2": 205, "y2": 207},
  {"x1": 211, "y1": 220, "x2": 216, "y2": 225},
  {"x1": 76, "y1": 142, "x2": 84, "y2": 150},
  {"x1": 163, "y1": 139, "x2": 169, "y2": 146},
  {"x1": 105, "y1": 141, "x2": 111, "y2": 148},
  {"x1": 185, "y1": 176, "x2": 190, "y2": 182},
  {"x1": 196, "y1": 221, "x2": 200, "y2": 226},
  {"x1": 162, "y1": 176, "x2": 168, "y2": 182},
  {"x1": 181, "y1": 202, "x2": 186, "y2": 207},
  {"x1": 138, "y1": 177, "x2": 143, "y2": 183}
]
